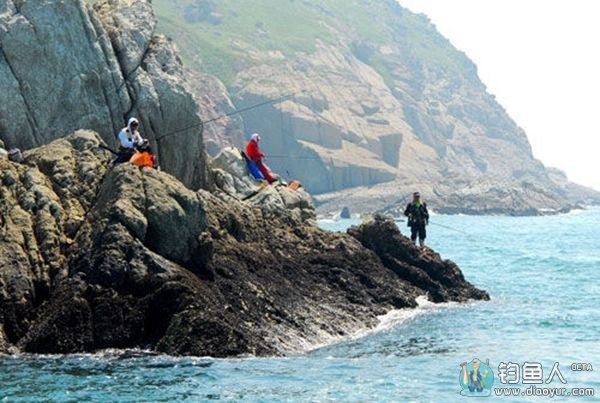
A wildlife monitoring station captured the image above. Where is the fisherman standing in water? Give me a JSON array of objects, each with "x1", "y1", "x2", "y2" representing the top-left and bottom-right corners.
[{"x1": 404, "y1": 191, "x2": 429, "y2": 248}]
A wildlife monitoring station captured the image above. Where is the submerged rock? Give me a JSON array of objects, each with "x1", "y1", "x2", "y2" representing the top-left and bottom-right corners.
[{"x1": 0, "y1": 132, "x2": 488, "y2": 357}]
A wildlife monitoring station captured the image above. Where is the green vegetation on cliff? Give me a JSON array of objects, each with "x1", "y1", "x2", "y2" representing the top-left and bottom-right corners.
[{"x1": 153, "y1": 0, "x2": 475, "y2": 86}]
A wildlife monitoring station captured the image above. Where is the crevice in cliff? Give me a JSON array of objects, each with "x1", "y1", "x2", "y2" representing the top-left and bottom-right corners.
[
  {"x1": 119, "y1": 38, "x2": 157, "y2": 122},
  {"x1": 67, "y1": 163, "x2": 112, "y2": 242},
  {"x1": 11, "y1": 0, "x2": 42, "y2": 46},
  {"x1": 124, "y1": 40, "x2": 153, "y2": 80},
  {"x1": 140, "y1": 169, "x2": 150, "y2": 219},
  {"x1": 147, "y1": 118, "x2": 168, "y2": 175},
  {"x1": 0, "y1": 46, "x2": 41, "y2": 145},
  {"x1": 87, "y1": 8, "x2": 130, "y2": 135}
]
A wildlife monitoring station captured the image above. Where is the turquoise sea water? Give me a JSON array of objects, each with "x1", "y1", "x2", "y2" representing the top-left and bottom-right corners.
[{"x1": 1, "y1": 208, "x2": 599, "y2": 402}]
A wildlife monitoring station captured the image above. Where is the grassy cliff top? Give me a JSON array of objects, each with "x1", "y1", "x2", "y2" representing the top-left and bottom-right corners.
[{"x1": 151, "y1": 0, "x2": 475, "y2": 86}]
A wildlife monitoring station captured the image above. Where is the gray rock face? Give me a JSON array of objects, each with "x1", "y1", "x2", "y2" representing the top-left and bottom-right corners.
[
  {"x1": 0, "y1": 0, "x2": 208, "y2": 189},
  {"x1": 0, "y1": 0, "x2": 129, "y2": 148},
  {"x1": 93, "y1": 0, "x2": 209, "y2": 188}
]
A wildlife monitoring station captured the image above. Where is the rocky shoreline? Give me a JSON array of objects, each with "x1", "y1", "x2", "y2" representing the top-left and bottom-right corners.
[
  {"x1": 1, "y1": 0, "x2": 489, "y2": 357},
  {"x1": 0, "y1": 133, "x2": 488, "y2": 356}
]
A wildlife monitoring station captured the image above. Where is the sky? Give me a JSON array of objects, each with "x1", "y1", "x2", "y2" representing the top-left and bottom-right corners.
[{"x1": 398, "y1": 0, "x2": 600, "y2": 191}]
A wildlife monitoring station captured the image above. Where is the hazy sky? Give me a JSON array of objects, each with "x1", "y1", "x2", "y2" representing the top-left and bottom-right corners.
[{"x1": 398, "y1": 0, "x2": 600, "y2": 191}]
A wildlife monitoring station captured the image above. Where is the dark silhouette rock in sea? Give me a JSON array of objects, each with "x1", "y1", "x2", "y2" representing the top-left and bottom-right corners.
[{"x1": 0, "y1": 132, "x2": 488, "y2": 356}]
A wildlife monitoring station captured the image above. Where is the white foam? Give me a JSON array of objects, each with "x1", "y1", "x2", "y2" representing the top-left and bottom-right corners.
[
  {"x1": 374, "y1": 295, "x2": 460, "y2": 333},
  {"x1": 297, "y1": 296, "x2": 470, "y2": 353}
]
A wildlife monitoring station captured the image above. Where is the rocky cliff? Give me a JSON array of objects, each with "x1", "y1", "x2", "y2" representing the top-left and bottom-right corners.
[
  {"x1": 0, "y1": 0, "x2": 208, "y2": 188},
  {"x1": 0, "y1": 132, "x2": 488, "y2": 356},
  {"x1": 152, "y1": 0, "x2": 600, "y2": 215}
]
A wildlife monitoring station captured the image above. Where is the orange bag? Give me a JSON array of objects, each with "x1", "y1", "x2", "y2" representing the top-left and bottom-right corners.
[{"x1": 130, "y1": 151, "x2": 156, "y2": 168}]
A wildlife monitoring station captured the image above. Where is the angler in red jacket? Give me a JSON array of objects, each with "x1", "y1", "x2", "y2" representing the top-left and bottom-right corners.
[{"x1": 245, "y1": 133, "x2": 276, "y2": 183}]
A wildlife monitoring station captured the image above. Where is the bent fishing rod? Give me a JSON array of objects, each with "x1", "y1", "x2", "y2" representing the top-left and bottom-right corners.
[{"x1": 155, "y1": 93, "x2": 299, "y2": 142}]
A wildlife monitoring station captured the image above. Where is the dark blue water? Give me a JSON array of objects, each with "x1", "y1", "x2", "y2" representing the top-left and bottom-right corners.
[{"x1": 2, "y1": 209, "x2": 599, "y2": 402}]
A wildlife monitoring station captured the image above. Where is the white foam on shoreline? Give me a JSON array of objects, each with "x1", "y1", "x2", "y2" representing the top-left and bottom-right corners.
[
  {"x1": 0, "y1": 298, "x2": 486, "y2": 361},
  {"x1": 297, "y1": 295, "x2": 476, "y2": 354},
  {"x1": 374, "y1": 295, "x2": 459, "y2": 333}
]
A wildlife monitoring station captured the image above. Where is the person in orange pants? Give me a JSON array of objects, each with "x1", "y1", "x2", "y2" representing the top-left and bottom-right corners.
[{"x1": 245, "y1": 133, "x2": 276, "y2": 183}]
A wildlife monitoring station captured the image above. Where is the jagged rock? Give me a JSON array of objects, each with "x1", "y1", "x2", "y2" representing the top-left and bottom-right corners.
[
  {"x1": 210, "y1": 147, "x2": 260, "y2": 198},
  {"x1": 1, "y1": 132, "x2": 487, "y2": 357},
  {"x1": 0, "y1": 130, "x2": 111, "y2": 343},
  {"x1": 0, "y1": 323, "x2": 16, "y2": 354},
  {"x1": 340, "y1": 206, "x2": 351, "y2": 219},
  {"x1": 348, "y1": 215, "x2": 489, "y2": 302},
  {"x1": 0, "y1": 0, "x2": 209, "y2": 189},
  {"x1": 210, "y1": 147, "x2": 314, "y2": 217}
]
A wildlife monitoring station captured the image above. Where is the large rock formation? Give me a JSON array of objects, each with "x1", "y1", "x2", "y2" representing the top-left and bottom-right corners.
[
  {"x1": 0, "y1": 131, "x2": 112, "y2": 349},
  {"x1": 152, "y1": 0, "x2": 600, "y2": 214},
  {"x1": 0, "y1": 132, "x2": 488, "y2": 356},
  {"x1": 0, "y1": 0, "x2": 208, "y2": 188}
]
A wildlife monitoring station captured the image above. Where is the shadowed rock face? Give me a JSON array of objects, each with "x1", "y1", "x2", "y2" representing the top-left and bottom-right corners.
[
  {"x1": 0, "y1": 132, "x2": 488, "y2": 356},
  {"x1": 0, "y1": 0, "x2": 208, "y2": 189}
]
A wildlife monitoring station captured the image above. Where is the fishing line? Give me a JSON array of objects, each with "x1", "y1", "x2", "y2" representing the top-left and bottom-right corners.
[
  {"x1": 155, "y1": 93, "x2": 299, "y2": 142},
  {"x1": 393, "y1": 217, "x2": 468, "y2": 234}
]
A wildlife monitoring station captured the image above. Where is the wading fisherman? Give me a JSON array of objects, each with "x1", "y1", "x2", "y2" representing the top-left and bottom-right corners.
[
  {"x1": 115, "y1": 117, "x2": 145, "y2": 164},
  {"x1": 245, "y1": 133, "x2": 276, "y2": 183},
  {"x1": 404, "y1": 191, "x2": 429, "y2": 248}
]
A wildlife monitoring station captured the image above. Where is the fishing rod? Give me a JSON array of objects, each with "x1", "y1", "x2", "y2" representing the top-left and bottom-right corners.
[
  {"x1": 155, "y1": 93, "x2": 297, "y2": 142},
  {"x1": 98, "y1": 144, "x2": 118, "y2": 155},
  {"x1": 428, "y1": 221, "x2": 469, "y2": 234},
  {"x1": 265, "y1": 155, "x2": 320, "y2": 160},
  {"x1": 393, "y1": 218, "x2": 468, "y2": 234}
]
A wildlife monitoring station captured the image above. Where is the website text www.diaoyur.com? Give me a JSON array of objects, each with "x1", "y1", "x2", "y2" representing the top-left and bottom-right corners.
[{"x1": 494, "y1": 385, "x2": 595, "y2": 398}]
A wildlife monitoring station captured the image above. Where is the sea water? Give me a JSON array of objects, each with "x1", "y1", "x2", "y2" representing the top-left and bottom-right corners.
[{"x1": 1, "y1": 208, "x2": 599, "y2": 402}]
